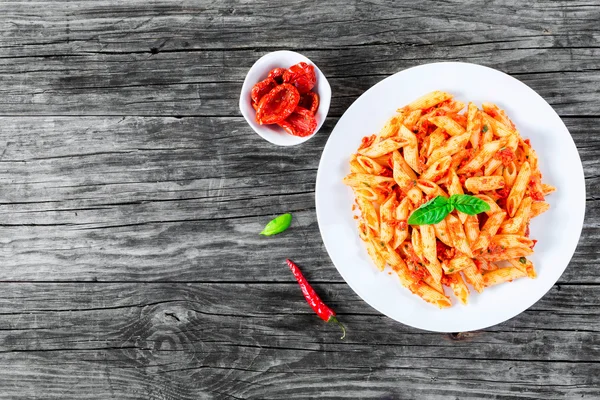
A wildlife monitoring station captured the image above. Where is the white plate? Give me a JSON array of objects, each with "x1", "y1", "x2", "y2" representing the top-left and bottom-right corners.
[
  {"x1": 239, "y1": 50, "x2": 332, "y2": 146},
  {"x1": 315, "y1": 62, "x2": 585, "y2": 332}
]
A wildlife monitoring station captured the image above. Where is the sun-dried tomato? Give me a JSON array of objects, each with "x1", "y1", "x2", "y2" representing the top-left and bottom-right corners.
[
  {"x1": 268, "y1": 67, "x2": 286, "y2": 84},
  {"x1": 281, "y1": 106, "x2": 317, "y2": 137},
  {"x1": 283, "y1": 62, "x2": 316, "y2": 94},
  {"x1": 299, "y1": 91, "x2": 319, "y2": 115},
  {"x1": 255, "y1": 83, "x2": 300, "y2": 125},
  {"x1": 250, "y1": 77, "x2": 277, "y2": 105}
]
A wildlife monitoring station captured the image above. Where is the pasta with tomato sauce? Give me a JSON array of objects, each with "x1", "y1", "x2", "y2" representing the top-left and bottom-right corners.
[{"x1": 343, "y1": 91, "x2": 554, "y2": 308}]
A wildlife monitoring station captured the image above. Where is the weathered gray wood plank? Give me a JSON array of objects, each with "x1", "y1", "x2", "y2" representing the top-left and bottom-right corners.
[
  {"x1": 0, "y1": 1, "x2": 599, "y2": 116},
  {"x1": 0, "y1": 282, "x2": 598, "y2": 399}
]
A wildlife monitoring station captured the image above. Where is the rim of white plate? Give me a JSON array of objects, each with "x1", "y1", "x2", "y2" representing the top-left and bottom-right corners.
[{"x1": 315, "y1": 61, "x2": 585, "y2": 332}]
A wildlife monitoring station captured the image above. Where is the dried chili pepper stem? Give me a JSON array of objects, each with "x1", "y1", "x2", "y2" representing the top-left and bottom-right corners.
[{"x1": 286, "y1": 259, "x2": 346, "y2": 339}]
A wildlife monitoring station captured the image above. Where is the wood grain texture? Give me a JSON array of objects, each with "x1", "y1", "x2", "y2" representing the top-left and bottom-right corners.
[{"x1": 0, "y1": 0, "x2": 599, "y2": 398}]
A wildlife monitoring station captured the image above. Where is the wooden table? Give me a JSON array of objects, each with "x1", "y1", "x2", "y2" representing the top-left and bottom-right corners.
[{"x1": 1, "y1": 1, "x2": 598, "y2": 398}]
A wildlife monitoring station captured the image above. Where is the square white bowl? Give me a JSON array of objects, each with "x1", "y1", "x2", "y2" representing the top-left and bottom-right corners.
[{"x1": 239, "y1": 50, "x2": 331, "y2": 146}]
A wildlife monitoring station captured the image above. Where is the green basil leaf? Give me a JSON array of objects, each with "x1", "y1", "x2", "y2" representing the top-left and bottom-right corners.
[
  {"x1": 260, "y1": 213, "x2": 292, "y2": 236},
  {"x1": 450, "y1": 194, "x2": 491, "y2": 215},
  {"x1": 408, "y1": 196, "x2": 452, "y2": 225}
]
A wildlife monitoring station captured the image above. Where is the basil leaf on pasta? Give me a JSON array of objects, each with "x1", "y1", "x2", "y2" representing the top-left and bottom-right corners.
[
  {"x1": 408, "y1": 196, "x2": 452, "y2": 225},
  {"x1": 450, "y1": 194, "x2": 491, "y2": 215}
]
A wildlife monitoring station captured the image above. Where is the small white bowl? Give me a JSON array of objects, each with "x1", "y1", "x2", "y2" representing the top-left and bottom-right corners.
[{"x1": 239, "y1": 50, "x2": 331, "y2": 146}]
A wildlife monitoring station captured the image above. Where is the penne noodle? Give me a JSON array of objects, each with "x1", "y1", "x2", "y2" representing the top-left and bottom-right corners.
[
  {"x1": 446, "y1": 214, "x2": 473, "y2": 257},
  {"x1": 343, "y1": 173, "x2": 395, "y2": 189},
  {"x1": 474, "y1": 194, "x2": 502, "y2": 216},
  {"x1": 500, "y1": 196, "x2": 532, "y2": 234},
  {"x1": 398, "y1": 125, "x2": 420, "y2": 173},
  {"x1": 403, "y1": 110, "x2": 423, "y2": 131},
  {"x1": 421, "y1": 155, "x2": 452, "y2": 182},
  {"x1": 377, "y1": 113, "x2": 404, "y2": 140},
  {"x1": 406, "y1": 186, "x2": 423, "y2": 207},
  {"x1": 427, "y1": 132, "x2": 471, "y2": 165},
  {"x1": 471, "y1": 211, "x2": 507, "y2": 254},
  {"x1": 427, "y1": 128, "x2": 446, "y2": 157},
  {"x1": 443, "y1": 254, "x2": 476, "y2": 274},
  {"x1": 379, "y1": 193, "x2": 397, "y2": 243},
  {"x1": 381, "y1": 243, "x2": 405, "y2": 268},
  {"x1": 467, "y1": 103, "x2": 481, "y2": 149},
  {"x1": 366, "y1": 238, "x2": 386, "y2": 271},
  {"x1": 482, "y1": 102, "x2": 516, "y2": 130},
  {"x1": 483, "y1": 267, "x2": 526, "y2": 287},
  {"x1": 413, "y1": 283, "x2": 452, "y2": 308},
  {"x1": 358, "y1": 137, "x2": 408, "y2": 158},
  {"x1": 542, "y1": 183, "x2": 556, "y2": 196},
  {"x1": 464, "y1": 214, "x2": 480, "y2": 244},
  {"x1": 417, "y1": 179, "x2": 448, "y2": 198},
  {"x1": 491, "y1": 234, "x2": 534, "y2": 249},
  {"x1": 458, "y1": 139, "x2": 505, "y2": 173},
  {"x1": 465, "y1": 176, "x2": 506, "y2": 194},
  {"x1": 503, "y1": 161, "x2": 518, "y2": 188},
  {"x1": 447, "y1": 168, "x2": 467, "y2": 223},
  {"x1": 423, "y1": 274, "x2": 444, "y2": 294},
  {"x1": 462, "y1": 266, "x2": 485, "y2": 293},
  {"x1": 479, "y1": 246, "x2": 534, "y2": 261},
  {"x1": 482, "y1": 113, "x2": 514, "y2": 137},
  {"x1": 433, "y1": 219, "x2": 454, "y2": 246},
  {"x1": 428, "y1": 115, "x2": 467, "y2": 136},
  {"x1": 446, "y1": 272, "x2": 470, "y2": 305},
  {"x1": 392, "y1": 151, "x2": 417, "y2": 193},
  {"x1": 391, "y1": 198, "x2": 411, "y2": 248},
  {"x1": 530, "y1": 201, "x2": 550, "y2": 218},
  {"x1": 357, "y1": 155, "x2": 388, "y2": 175},
  {"x1": 507, "y1": 161, "x2": 532, "y2": 217},
  {"x1": 404, "y1": 90, "x2": 454, "y2": 111},
  {"x1": 420, "y1": 225, "x2": 438, "y2": 265},
  {"x1": 356, "y1": 196, "x2": 379, "y2": 233},
  {"x1": 349, "y1": 154, "x2": 367, "y2": 173}
]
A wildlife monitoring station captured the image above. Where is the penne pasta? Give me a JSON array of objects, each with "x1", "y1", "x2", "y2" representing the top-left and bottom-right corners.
[
  {"x1": 347, "y1": 92, "x2": 553, "y2": 308},
  {"x1": 398, "y1": 125, "x2": 421, "y2": 173},
  {"x1": 446, "y1": 214, "x2": 473, "y2": 257},
  {"x1": 465, "y1": 176, "x2": 506, "y2": 194},
  {"x1": 471, "y1": 211, "x2": 507, "y2": 254},
  {"x1": 421, "y1": 155, "x2": 452, "y2": 182},
  {"x1": 530, "y1": 201, "x2": 550, "y2": 218},
  {"x1": 429, "y1": 115, "x2": 467, "y2": 136},
  {"x1": 462, "y1": 265, "x2": 485, "y2": 293},
  {"x1": 507, "y1": 161, "x2": 531, "y2": 217},
  {"x1": 358, "y1": 138, "x2": 408, "y2": 158},
  {"x1": 404, "y1": 90, "x2": 454, "y2": 111},
  {"x1": 467, "y1": 102, "x2": 481, "y2": 149},
  {"x1": 379, "y1": 193, "x2": 397, "y2": 243},
  {"x1": 500, "y1": 196, "x2": 532, "y2": 234},
  {"x1": 427, "y1": 132, "x2": 471, "y2": 166},
  {"x1": 458, "y1": 139, "x2": 505, "y2": 174},
  {"x1": 483, "y1": 267, "x2": 526, "y2": 287}
]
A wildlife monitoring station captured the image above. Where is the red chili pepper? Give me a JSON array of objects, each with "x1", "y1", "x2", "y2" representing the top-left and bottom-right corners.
[
  {"x1": 286, "y1": 259, "x2": 346, "y2": 339},
  {"x1": 283, "y1": 62, "x2": 316, "y2": 94},
  {"x1": 255, "y1": 83, "x2": 300, "y2": 125},
  {"x1": 250, "y1": 77, "x2": 277, "y2": 105}
]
